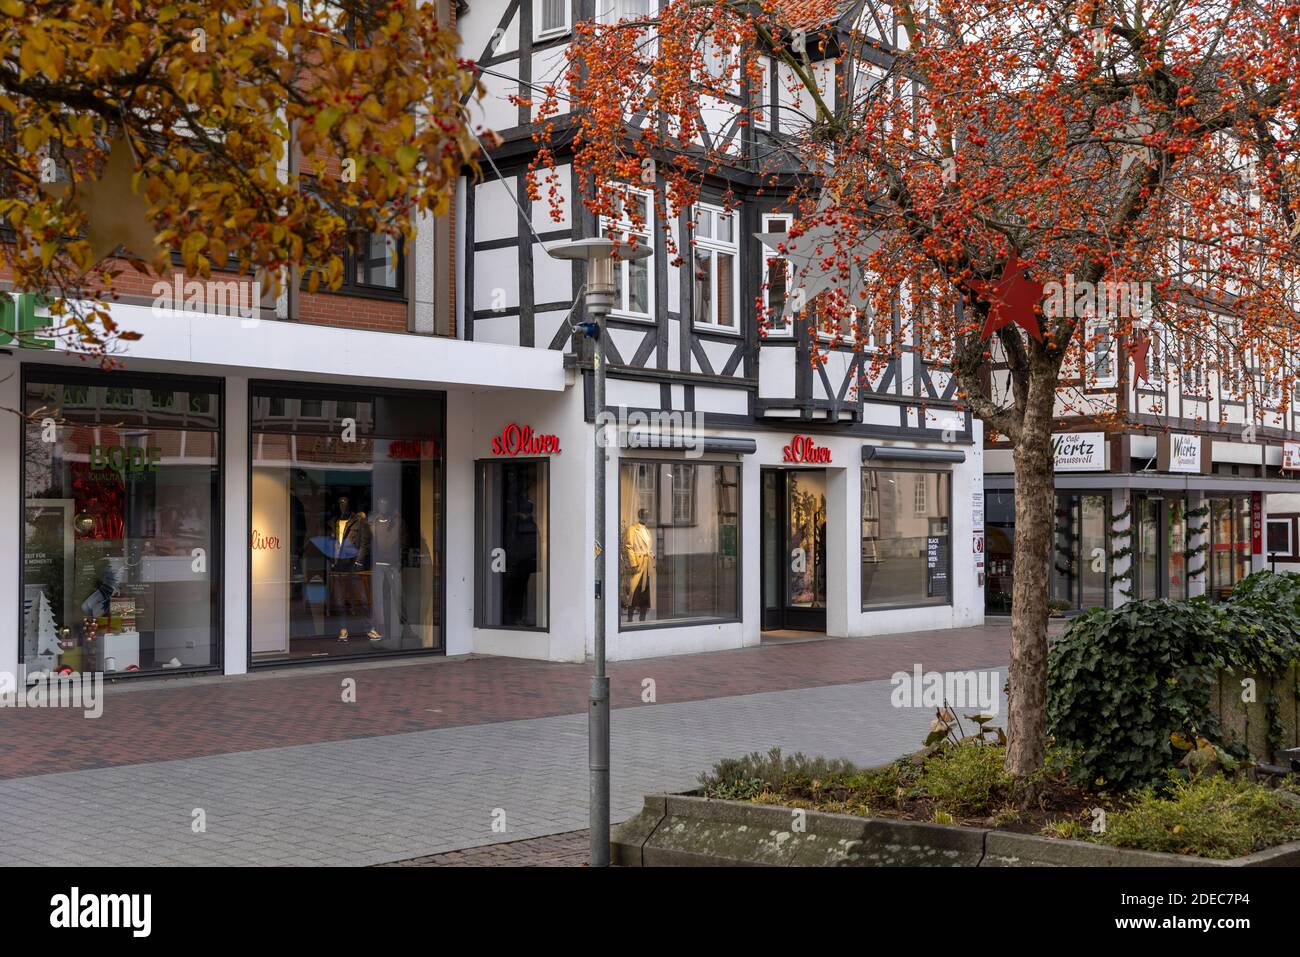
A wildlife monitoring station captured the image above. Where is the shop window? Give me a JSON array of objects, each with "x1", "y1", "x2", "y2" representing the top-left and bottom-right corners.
[
  {"x1": 1209, "y1": 496, "x2": 1252, "y2": 601},
  {"x1": 618, "y1": 461, "x2": 740, "y2": 626},
  {"x1": 862, "y1": 469, "x2": 951, "y2": 608},
  {"x1": 1136, "y1": 498, "x2": 1160, "y2": 600},
  {"x1": 984, "y1": 490, "x2": 1015, "y2": 614},
  {"x1": 1166, "y1": 497, "x2": 1188, "y2": 600},
  {"x1": 1267, "y1": 518, "x2": 1292, "y2": 556},
  {"x1": 21, "y1": 371, "x2": 222, "y2": 678},
  {"x1": 476, "y1": 460, "x2": 549, "y2": 630},
  {"x1": 692, "y1": 204, "x2": 739, "y2": 332},
  {"x1": 250, "y1": 385, "x2": 443, "y2": 661},
  {"x1": 1080, "y1": 495, "x2": 1109, "y2": 607}
]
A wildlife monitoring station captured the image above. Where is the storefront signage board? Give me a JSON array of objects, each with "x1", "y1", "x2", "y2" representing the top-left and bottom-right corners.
[
  {"x1": 1283, "y1": 441, "x2": 1300, "y2": 471},
  {"x1": 1167, "y1": 434, "x2": 1202, "y2": 473},
  {"x1": 1052, "y1": 432, "x2": 1106, "y2": 472},
  {"x1": 491, "y1": 422, "x2": 561, "y2": 456},
  {"x1": 783, "y1": 434, "x2": 831, "y2": 464}
]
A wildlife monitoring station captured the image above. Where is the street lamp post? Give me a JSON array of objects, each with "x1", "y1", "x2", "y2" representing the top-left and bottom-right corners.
[{"x1": 546, "y1": 237, "x2": 653, "y2": 867}]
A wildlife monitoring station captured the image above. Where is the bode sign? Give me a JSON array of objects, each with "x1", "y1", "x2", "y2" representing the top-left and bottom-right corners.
[
  {"x1": 783, "y1": 434, "x2": 831, "y2": 464},
  {"x1": 491, "y1": 422, "x2": 561, "y2": 456}
]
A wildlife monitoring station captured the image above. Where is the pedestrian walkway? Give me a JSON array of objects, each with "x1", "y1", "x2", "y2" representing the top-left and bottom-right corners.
[
  {"x1": 0, "y1": 668, "x2": 1008, "y2": 866},
  {"x1": 0, "y1": 624, "x2": 1013, "y2": 780}
]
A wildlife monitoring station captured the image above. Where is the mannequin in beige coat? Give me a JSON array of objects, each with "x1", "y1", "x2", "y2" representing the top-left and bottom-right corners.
[{"x1": 622, "y1": 509, "x2": 654, "y2": 621}]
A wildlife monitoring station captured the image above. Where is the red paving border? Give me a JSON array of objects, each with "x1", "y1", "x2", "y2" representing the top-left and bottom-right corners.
[{"x1": 0, "y1": 624, "x2": 1014, "y2": 780}]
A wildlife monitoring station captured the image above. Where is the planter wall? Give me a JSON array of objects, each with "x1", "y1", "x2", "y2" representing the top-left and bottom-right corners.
[
  {"x1": 1210, "y1": 665, "x2": 1300, "y2": 764},
  {"x1": 611, "y1": 794, "x2": 1300, "y2": 867}
]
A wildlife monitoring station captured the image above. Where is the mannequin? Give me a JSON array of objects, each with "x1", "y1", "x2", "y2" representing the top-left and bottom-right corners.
[
  {"x1": 622, "y1": 508, "x2": 654, "y2": 622},
  {"x1": 327, "y1": 495, "x2": 370, "y2": 640},
  {"x1": 367, "y1": 496, "x2": 403, "y2": 642}
]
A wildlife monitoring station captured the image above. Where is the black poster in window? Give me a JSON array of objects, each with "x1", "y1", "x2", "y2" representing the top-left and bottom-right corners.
[{"x1": 927, "y1": 536, "x2": 950, "y2": 598}]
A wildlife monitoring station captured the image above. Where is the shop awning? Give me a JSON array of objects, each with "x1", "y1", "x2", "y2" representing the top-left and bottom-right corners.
[
  {"x1": 862, "y1": 445, "x2": 966, "y2": 464},
  {"x1": 621, "y1": 432, "x2": 757, "y2": 454}
]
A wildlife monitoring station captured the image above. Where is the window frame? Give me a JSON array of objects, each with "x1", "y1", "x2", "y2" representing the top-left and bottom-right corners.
[
  {"x1": 19, "y1": 364, "x2": 225, "y2": 679},
  {"x1": 860, "y1": 466, "x2": 954, "y2": 611},
  {"x1": 760, "y1": 213, "x2": 794, "y2": 337},
  {"x1": 534, "y1": 0, "x2": 571, "y2": 41},
  {"x1": 598, "y1": 185, "x2": 656, "y2": 322},
  {"x1": 691, "y1": 203, "x2": 741, "y2": 335},
  {"x1": 1085, "y1": 317, "x2": 1117, "y2": 388},
  {"x1": 474, "y1": 456, "x2": 551, "y2": 632},
  {"x1": 617, "y1": 457, "x2": 742, "y2": 631},
  {"x1": 596, "y1": 0, "x2": 656, "y2": 26},
  {"x1": 1267, "y1": 517, "x2": 1293, "y2": 557}
]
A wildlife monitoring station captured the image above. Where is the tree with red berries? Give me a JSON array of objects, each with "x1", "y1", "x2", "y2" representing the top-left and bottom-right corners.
[{"x1": 533, "y1": 0, "x2": 1300, "y2": 776}]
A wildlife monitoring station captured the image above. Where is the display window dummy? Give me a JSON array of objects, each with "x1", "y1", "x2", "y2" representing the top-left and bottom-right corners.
[{"x1": 250, "y1": 387, "x2": 442, "y2": 661}]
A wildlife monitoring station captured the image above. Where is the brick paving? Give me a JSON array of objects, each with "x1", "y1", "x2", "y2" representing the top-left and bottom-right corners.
[
  {"x1": 0, "y1": 667, "x2": 1009, "y2": 866},
  {"x1": 0, "y1": 624, "x2": 1016, "y2": 780}
]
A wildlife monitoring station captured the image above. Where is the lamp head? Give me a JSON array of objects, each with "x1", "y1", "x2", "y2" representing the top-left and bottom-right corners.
[{"x1": 545, "y1": 237, "x2": 652, "y2": 318}]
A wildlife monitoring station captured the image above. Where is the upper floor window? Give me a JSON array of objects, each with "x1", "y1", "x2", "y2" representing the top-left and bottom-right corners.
[
  {"x1": 597, "y1": 0, "x2": 653, "y2": 24},
  {"x1": 760, "y1": 214, "x2": 792, "y2": 336},
  {"x1": 692, "y1": 204, "x2": 739, "y2": 333},
  {"x1": 1183, "y1": 340, "x2": 1207, "y2": 395},
  {"x1": 698, "y1": 35, "x2": 741, "y2": 95},
  {"x1": 598, "y1": 186, "x2": 654, "y2": 320},
  {"x1": 1085, "y1": 318, "x2": 1116, "y2": 387},
  {"x1": 536, "y1": 0, "x2": 570, "y2": 40},
  {"x1": 1143, "y1": 327, "x2": 1166, "y2": 387},
  {"x1": 354, "y1": 232, "x2": 401, "y2": 291}
]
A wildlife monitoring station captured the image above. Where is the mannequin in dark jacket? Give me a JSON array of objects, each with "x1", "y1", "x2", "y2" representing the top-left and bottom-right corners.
[{"x1": 327, "y1": 495, "x2": 370, "y2": 639}]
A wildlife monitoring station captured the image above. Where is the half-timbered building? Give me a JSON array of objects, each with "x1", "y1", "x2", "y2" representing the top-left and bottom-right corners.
[{"x1": 457, "y1": 0, "x2": 985, "y2": 661}]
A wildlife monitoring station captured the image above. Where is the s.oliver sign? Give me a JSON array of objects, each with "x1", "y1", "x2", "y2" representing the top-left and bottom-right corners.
[
  {"x1": 1052, "y1": 432, "x2": 1105, "y2": 472},
  {"x1": 491, "y1": 422, "x2": 561, "y2": 456},
  {"x1": 783, "y1": 434, "x2": 831, "y2": 464}
]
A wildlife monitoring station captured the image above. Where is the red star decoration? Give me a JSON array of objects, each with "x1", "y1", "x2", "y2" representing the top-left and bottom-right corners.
[
  {"x1": 969, "y1": 253, "x2": 1045, "y2": 341},
  {"x1": 1130, "y1": 332, "x2": 1151, "y2": 384}
]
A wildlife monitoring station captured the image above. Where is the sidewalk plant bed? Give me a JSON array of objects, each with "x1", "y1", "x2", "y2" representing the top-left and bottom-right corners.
[
  {"x1": 696, "y1": 746, "x2": 1300, "y2": 860},
  {"x1": 681, "y1": 571, "x2": 1300, "y2": 862}
]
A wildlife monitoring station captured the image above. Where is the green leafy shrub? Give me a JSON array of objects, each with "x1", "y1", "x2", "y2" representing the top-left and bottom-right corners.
[
  {"x1": 920, "y1": 742, "x2": 1014, "y2": 814},
  {"x1": 699, "y1": 747, "x2": 860, "y2": 800},
  {"x1": 1048, "y1": 573, "x2": 1300, "y2": 790},
  {"x1": 1047, "y1": 600, "x2": 1226, "y2": 789},
  {"x1": 1223, "y1": 571, "x2": 1300, "y2": 672},
  {"x1": 1100, "y1": 773, "x2": 1300, "y2": 859}
]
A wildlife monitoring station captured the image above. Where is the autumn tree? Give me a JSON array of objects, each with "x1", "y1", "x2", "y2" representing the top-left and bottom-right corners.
[
  {"x1": 0, "y1": 0, "x2": 480, "y2": 356},
  {"x1": 532, "y1": 0, "x2": 1300, "y2": 776}
]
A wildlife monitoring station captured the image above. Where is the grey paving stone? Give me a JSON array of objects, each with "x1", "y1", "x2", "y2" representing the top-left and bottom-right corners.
[{"x1": 0, "y1": 670, "x2": 1007, "y2": 866}]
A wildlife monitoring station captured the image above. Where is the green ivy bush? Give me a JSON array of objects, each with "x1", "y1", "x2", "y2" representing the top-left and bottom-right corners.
[{"x1": 1047, "y1": 572, "x2": 1300, "y2": 790}]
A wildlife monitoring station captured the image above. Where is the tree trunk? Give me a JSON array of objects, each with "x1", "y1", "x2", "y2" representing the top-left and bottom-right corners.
[{"x1": 1004, "y1": 364, "x2": 1059, "y2": 777}]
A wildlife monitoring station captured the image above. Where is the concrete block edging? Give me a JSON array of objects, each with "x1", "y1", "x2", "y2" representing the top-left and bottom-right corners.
[{"x1": 610, "y1": 794, "x2": 1300, "y2": 867}]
